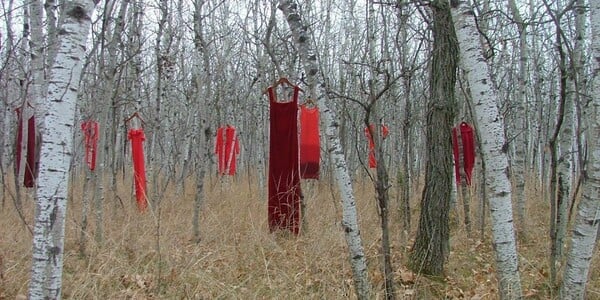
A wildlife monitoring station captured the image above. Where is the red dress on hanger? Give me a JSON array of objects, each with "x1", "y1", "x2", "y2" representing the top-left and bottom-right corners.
[
  {"x1": 299, "y1": 104, "x2": 320, "y2": 179},
  {"x1": 215, "y1": 125, "x2": 240, "y2": 176},
  {"x1": 267, "y1": 85, "x2": 301, "y2": 235}
]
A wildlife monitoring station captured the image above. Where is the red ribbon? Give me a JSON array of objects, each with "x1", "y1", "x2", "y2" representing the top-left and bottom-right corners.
[
  {"x1": 128, "y1": 128, "x2": 147, "y2": 212},
  {"x1": 81, "y1": 120, "x2": 99, "y2": 171}
]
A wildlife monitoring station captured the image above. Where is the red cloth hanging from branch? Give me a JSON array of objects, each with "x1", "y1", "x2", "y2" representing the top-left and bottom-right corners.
[
  {"x1": 365, "y1": 124, "x2": 389, "y2": 168},
  {"x1": 267, "y1": 84, "x2": 301, "y2": 235},
  {"x1": 81, "y1": 120, "x2": 99, "y2": 171},
  {"x1": 15, "y1": 107, "x2": 37, "y2": 188},
  {"x1": 452, "y1": 127, "x2": 461, "y2": 184},
  {"x1": 128, "y1": 128, "x2": 148, "y2": 212},
  {"x1": 452, "y1": 122, "x2": 476, "y2": 186},
  {"x1": 215, "y1": 125, "x2": 240, "y2": 176},
  {"x1": 299, "y1": 104, "x2": 320, "y2": 179}
]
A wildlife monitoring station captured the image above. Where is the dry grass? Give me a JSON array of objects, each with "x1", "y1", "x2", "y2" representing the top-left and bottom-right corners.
[{"x1": 0, "y1": 173, "x2": 599, "y2": 299}]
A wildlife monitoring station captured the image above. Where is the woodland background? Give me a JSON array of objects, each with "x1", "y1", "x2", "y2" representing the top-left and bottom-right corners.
[{"x1": 1, "y1": 0, "x2": 599, "y2": 299}]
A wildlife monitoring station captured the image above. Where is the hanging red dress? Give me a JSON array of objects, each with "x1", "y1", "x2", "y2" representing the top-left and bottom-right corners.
[
  {"x1": 365, "y1": 124, "x2": 389, "y2": 168},
  {"x1": 299, "y1": 104, "x2": 320, "y2": 179},
  {"x1": 215, "y1": 125, "x2": 240, "y2": 176},
  {"x1": 128, "y1": 128, "x2": 148, "y2": 212},
  {"x1": 15, "y1": 108, "x2": 37, "y2": 187},
  {"x1": 452, "y1": 122, "x2": 476, "y2": 186},
  {"x1": 267, "y1": 85, "x2": 301, "y2": 235},
  {"x1": 81, "y1": 120, "x2": 99, "y2": 171}
]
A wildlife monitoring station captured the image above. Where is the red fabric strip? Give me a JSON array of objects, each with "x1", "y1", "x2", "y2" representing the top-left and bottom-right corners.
[{"x1": 365, "y1": 124, "x2": 389, "y2": 168}]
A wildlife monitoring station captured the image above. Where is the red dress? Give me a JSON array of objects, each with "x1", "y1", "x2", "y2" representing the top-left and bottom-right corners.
[
  {"x1": 215, "y1": 125, "x2": 240, "y2": 176},
  {"x1": 299, "y1": 104, "x2": 320, "y2": 179},
  {"x1": 267, "y1": 85, "x2": 301, "y2": 235}
]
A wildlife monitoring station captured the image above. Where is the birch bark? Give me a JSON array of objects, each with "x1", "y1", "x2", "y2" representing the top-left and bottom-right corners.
[
  {"x1": 450, "y1": 0, "x2": 522, "y2": 298},
  {"x1": 278, "y1": 1, "x2": 372, "y2": 298},
  {"x1": 507, "y1": 0, "x2": 528, "y2": 234},
  {"x1": 559, "y1": 0, "x2": 600, "y2": 297},
  {"x1": 29, "y1": 1, "x2": 96, "y2": 299}
]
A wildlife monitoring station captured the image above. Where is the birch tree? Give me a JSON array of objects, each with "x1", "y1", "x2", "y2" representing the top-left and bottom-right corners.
[
  {"x1": 507, "y1": 0, "x2": 529, "y2": 234},
  {"x1": 29, "y1": 1, "x2": 97, "y2": 298},
  {"x1": 559, "y1": 0, "x2": 600, "y2": 296},
  {"x1": 278, "y1": 1, "x2": 372, "y2": 298},
  {"x1": 450, "y1": 0, "x2": 522, "y2": 298}
]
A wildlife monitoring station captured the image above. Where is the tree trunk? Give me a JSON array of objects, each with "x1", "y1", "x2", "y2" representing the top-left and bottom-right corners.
[
  {"x1": 450, "y1": 0, "x2": 523, "y2": 298},
  {"x1": 559, "y1": 0, "x2": 600, "y2": 296},
  {"x1": 507, "y1": 0, "x2": 529, "y2": 235},
  {"x1": 28, "y1": 1, "x2": 96, "y2": 298},
  {"x1": 278, "y1": 1, "x2": 372, "y2": 298},
  {"x1": 191, "y1": 0, "x2": 213, "y2": 243},
  {"x1": 410, "y1": 0, "x2": 457, "y2": 277}
]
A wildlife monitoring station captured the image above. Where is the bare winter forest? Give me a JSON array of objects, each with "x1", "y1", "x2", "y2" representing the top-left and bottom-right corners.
[{"x1": 1, "y1": 0, "x2": 600, "y2": 299}]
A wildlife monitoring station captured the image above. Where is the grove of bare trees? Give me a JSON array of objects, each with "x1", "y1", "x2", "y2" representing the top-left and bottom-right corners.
[{"x1": 1, "y1": 0, "x2": 599, "y2": 299}]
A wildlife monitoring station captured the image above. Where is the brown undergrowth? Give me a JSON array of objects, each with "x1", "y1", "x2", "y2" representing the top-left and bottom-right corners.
[{"x1": 0, "y1": 173, "x2": 598, "y2": 299}]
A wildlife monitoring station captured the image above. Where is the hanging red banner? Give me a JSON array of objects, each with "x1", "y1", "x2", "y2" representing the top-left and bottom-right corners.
[
  {"x1": 15, "y1": 107, "x2": 37, "y2": 188},
  {"x1": 215, "y1": 125, "x2": 240, "y2": 176},
  {"x1": 81, "y1": 120, "x2": 99, "y2": 171},
  {"x1": 128, "y1": 128, "x2": 148, "y2": 212},
  {"x1": 299, "y1": 104, "x2": 320, "y2": 179},
  {"x1": 365, "y1": 124, "x2": 389, "y2": 168},
  {"x1": 452, "y1": 122, "x2": 476, "y2": 186}
]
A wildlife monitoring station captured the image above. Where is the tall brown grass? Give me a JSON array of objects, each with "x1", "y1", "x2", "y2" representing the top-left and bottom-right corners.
[{"x1": 0, "y1": 173, "x2": 598, "y2": 299}]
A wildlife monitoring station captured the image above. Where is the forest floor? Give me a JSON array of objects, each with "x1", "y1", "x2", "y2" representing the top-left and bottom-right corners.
[{"x1": 0, "y1": 173, "x2": 599, "y2": 299}]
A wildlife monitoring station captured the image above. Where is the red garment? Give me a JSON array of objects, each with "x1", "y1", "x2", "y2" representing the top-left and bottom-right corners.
[
  {"x1": 81, "y1": 120, "x2": 99, "y2": 171},
  {"x1": 365, "y1": 124, "x2": 389, "y2": 168},
  {"x1": 452, "y1": 127, "x2": 461, "y2": 185},
  {"x1": 15, "y1": 108, "x2": 37, "y2": 188},
  {"x1": 268, "y1": 85, "x2": 301, "y2": 235},
  {"x1": 299, "y1": 104, "x2": 320, "y2": 179},
  {"x1": 452, "y1": 122, "x2": 476, "y2": 186},
  {"x1": 215, "y1": 125, "x2": 240, "y2": 176},
  {"x1": 128, "y1": 128, "x2": 148, "y2": 212}
]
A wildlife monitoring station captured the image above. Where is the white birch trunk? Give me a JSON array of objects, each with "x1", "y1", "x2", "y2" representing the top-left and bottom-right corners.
[
  {"x1": 450, "y1": 0, "x2": 522, "y2": 298},
  {"x1": 559, "y1": 1, "x2": 600, "y2": 297},
  {"x1": 29, "y1": 1, "x2": 96, "y2": 299},
  {"x1": 30, "y1": 0, "x2": 46, "y2": 131},
  {"x1": 507, "y1": 0, "x2": 528, "y2": 233},
  {"x1": 278, "y1": 1, "x2": 372, "y2": 298}
]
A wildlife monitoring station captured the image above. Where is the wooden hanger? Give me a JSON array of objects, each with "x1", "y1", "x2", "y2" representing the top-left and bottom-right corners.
[
  {"x1": 124, "y1": 112, "x2": 145, "y2": 127},
  {"x1": 263, "y1": 77, "x2": 304, "y2": 94}
]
